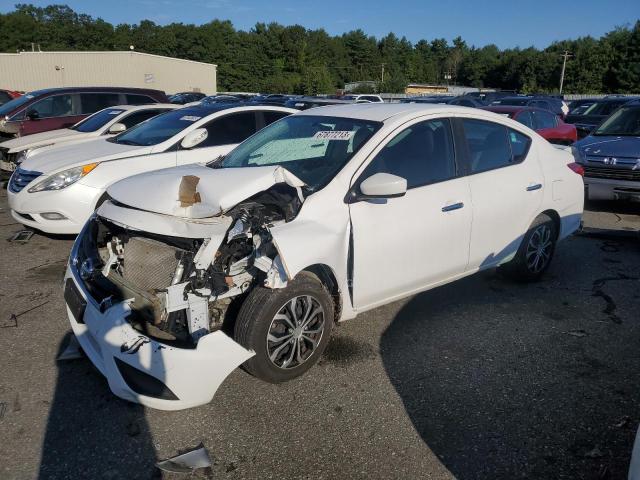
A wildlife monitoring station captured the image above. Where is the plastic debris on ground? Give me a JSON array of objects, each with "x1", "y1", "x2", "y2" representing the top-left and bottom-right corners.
[{"x1": 156, "y1": 443, "x2": 212, "y2": 474}]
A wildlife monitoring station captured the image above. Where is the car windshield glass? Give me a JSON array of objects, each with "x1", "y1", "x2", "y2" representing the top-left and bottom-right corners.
[
  {"x1": 583, "y1": 101, "x2": 625, "y2": 116},
  {"x1": 71, "y1": 108, "x2": 125, "y2": 132},
  {"x1": 593, "y1": 107, "x2": 640, "y2": 136},
  {"x1": 110, "y1": 109, "x2": 202, "y2": 146},
  {"x1": 218, "y1": 115, "x2": 381, "y2": 190},
  {"x1": 0, "y1": 92, "x2": 38, "y2": 115}
]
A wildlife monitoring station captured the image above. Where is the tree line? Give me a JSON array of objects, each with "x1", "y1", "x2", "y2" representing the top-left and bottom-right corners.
[{"x1": 0, "y1": 4, "x2": 638, "y2": 94}]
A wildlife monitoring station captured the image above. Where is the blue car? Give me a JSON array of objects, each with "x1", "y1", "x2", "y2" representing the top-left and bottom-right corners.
[{"x1": 574, "y1": 99, "x2": 640, "y2": 201}]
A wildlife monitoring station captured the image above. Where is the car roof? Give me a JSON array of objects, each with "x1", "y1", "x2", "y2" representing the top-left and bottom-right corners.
[
  {"x1": 296, "y1": 103, "x2": 467, "y2": 122},
  {"x1": 174, "y1": 104, "x2": 293, "y2": 116},
  {"x1": 481, "y1": 105, "x2": 530, "y2": 114},
  {"x1": 25, "y1": 86, "x2": 165, "y2": 95},
  {"x1": 107, "y1": 103, "x2": 177, "y2": 112}
]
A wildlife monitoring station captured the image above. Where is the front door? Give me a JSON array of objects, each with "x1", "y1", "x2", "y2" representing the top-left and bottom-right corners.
[{"x1": 349, "y1": 117, "x2": 472, "y2": 310}]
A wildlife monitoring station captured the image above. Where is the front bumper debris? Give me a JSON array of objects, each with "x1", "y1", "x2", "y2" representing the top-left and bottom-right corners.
[{"x1": 64, "y1": 232, "x2": 255, "y2": 410}]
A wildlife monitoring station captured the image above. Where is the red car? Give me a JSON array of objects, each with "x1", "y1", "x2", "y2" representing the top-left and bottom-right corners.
[
  {"x1": 0, "y1": 87, "x2": 167, "y2": 139},
  {"x1": 0, "y1": 89, "x2": 22, "y2": 106},
  {"x1": 481, "y1": 106, "x2": 577, "y2": 145}
]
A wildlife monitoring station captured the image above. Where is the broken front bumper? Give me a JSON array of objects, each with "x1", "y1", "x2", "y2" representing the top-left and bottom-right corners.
[{"x1": 64, "y1": 231, "x2": 254, "y2": 410}]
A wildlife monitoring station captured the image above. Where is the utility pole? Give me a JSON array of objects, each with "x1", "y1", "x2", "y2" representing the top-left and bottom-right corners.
[
  {"x1": 559, "y1": 51, "x2": 573, "y2": 94},
  {"x1": 380, "y1": 63, "x2": 385, "y2": 84}
]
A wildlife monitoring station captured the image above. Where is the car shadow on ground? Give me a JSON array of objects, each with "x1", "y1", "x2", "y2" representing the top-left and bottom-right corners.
[
  {"x1": 379, "y1": 235, "x2": 640, "y2": 480},
  {"x1": 39, "y1": 333, "x2": 158, "y2": 479}
]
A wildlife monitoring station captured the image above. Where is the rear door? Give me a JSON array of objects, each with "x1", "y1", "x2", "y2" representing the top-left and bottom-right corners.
[{"x1": 457, "y1": 117, "x2": 544, "y2": 271}]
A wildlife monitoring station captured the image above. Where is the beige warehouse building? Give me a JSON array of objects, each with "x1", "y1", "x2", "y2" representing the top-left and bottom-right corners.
[{"x1": 0, "y1": 51, "x2": 216, "y2": 95}]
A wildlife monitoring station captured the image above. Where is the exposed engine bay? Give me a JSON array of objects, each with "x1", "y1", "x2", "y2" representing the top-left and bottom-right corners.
[{"x1": 77, "y1": 183, "x2": 302, "y2": 347}]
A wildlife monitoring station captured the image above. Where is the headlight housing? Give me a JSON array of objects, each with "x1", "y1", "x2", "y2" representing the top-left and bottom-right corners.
[{"x1": 28, "y1": 163, "x2": 98, "y2": 193}]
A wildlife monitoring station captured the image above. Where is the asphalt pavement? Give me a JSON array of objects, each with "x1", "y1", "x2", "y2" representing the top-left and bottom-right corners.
[{"x1": 0, "y1": 186, "x2": 639, "y2": 480}]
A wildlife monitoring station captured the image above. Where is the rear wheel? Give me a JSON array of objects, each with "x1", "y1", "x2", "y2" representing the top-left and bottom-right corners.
[
  {"x1": 500, "y1": 213, "x2": 557, "y2": 282},
  {"x1": 234, "y1": 272, "x2": 333, "y2": 383}
]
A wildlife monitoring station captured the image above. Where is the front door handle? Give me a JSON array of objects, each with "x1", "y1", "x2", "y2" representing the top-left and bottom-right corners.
[
  {"x1": 526, "y1": 183, "x2": 542, "y2": 191},
  {"x1": 442, "y1": 202, "x2": 464, "y2": 212}
]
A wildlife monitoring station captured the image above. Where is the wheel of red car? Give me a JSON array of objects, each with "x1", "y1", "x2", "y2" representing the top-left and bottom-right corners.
[{"x1": 234, "y1": 272, "x2": 334, "y2": 383}]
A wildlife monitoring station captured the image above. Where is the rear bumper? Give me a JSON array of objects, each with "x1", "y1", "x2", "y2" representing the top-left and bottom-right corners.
[
  {"x1": 64, "y1": 228, "x2": 254, "y2": 410},
  {"x1": 584, "y1": 177, "x2": 640, "y2": 201}
]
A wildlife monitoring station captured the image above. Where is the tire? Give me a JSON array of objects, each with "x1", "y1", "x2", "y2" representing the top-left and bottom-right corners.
[
  {"x1": 234, "y1": 272, "x2": 334, "y2": 383},
  {"x1": 500, "y1": 213, "x2": 557, "y2": 282}
]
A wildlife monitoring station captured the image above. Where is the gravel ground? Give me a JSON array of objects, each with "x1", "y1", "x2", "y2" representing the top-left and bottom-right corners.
[{"x1": 0, "y1": 185, "x2": 639, "y2": 480}]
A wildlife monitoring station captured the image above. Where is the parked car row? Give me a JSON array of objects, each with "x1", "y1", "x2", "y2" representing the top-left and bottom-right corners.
[{"x1": 2, "y1": 96, "x2": 585, "y2": 410}]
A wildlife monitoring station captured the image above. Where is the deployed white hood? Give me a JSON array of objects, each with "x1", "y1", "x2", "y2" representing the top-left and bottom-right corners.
[
  {"x1": 107, "y1": 164, "x2": 305, "y2": 219},
  {"x1": 18, "y1": 137, "x2": 149, "y2": 174},
  {"x1": 1, "y1": 128, "x2": 83, "y2": 153}
]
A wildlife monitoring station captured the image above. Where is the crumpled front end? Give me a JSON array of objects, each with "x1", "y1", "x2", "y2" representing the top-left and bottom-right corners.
[{"x1": 64, "y1": 174, "x2": 303, "y2": 409}]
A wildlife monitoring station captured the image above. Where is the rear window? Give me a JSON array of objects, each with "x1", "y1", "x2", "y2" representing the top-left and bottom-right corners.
[
  {"x1": 461, "y1": 119, "x2": 531, "y2": 173},
  {"x1": 80, "y1": 93, "x2": 121, "y2": 114}
]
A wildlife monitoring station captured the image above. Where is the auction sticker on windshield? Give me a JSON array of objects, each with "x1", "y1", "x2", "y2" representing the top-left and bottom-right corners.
[
  {"x1": 180, "y1": 116, "x2": 201, "y2": 122},
  {"x1": 313, "y1": 130, "x2": 355, "y2": 140}
]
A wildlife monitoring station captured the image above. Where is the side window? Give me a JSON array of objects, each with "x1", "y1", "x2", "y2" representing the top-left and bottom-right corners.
[
  {"x1": 126, "y1": 94, "x2": 156, "y2": 105},
  {"x1": 508, "y1": 129, "x2": 532, "y2": 163},
  {"x1": 119, "y1": 110, "x2": 164, "y2": 129},
  {"x1": 360, "y1": 118, "x2": 456, "y2": 189},
  {"x1": 0, "y1": 91, "x2": 11, "y2": 104},
  {"x1": 262, "y1": 110, "x2": 290, "y2": 126},
  {"x1": 462, "y1": 119, "x2": 513, "y2": 173},
  {"x1": 80, "y1": 93, "x2": 121, "y2": 114},
  {"x1": 532, "y1": 110, "x2": 556, "y2": 129},
  {"x1": 28, "y1": 94, "x2": 73, "y2": 118},
  {"x1": 201, "y1": 112, "x2": 257, "y2": 147},
  {"x1": 515, "y1": 111, "x2": 534, "y2": 129}
]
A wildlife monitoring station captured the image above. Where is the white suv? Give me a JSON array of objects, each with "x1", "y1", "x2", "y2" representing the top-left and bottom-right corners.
[{"x1": 64, "y1": 103, "x2": 584, "y2": 410}]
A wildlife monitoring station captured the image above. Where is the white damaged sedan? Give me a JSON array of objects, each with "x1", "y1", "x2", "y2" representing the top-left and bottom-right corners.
[{"x1": 64, "y1": 103, "x2": 584, "y2": 410}]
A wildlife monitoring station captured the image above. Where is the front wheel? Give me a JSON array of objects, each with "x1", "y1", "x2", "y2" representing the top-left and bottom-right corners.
[
  {"x1": 234, "y1": 272, "x2": 334, "y2": 383},
  {"x1": 500, "y1": 213, "x2": 557, "y2": 282}
]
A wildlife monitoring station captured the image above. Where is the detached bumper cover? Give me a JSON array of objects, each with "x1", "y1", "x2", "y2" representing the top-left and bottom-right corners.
[{"x1": 64, "y1": 238, "x2": 255, "y2": 410}]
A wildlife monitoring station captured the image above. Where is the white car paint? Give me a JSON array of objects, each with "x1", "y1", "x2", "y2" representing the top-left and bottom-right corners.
[
  {"x1": 7, "y1": 105, "x2": 297, "y2": 234},
  {"x1": 0, "y1": 104, "x2": 177, "y2": 172},
  {"x1": 65, "y1": 103, "x2": 584, "y2": 409}
]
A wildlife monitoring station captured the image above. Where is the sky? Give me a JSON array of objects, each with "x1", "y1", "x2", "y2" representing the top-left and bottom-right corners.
[{"x1": 0, "y1": 0, "x2": 638, "y2": 49}]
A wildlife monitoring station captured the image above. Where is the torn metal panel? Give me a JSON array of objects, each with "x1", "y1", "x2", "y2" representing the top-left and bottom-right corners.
[
  {"x1": 97, "y1": 200, "x2": 232, "y2": 239},
  {"x1": 156, "y1": 443, "x2": 212, "y2": 473},
  {"x1": 105, "y1": 163, "x2": 305, "y2": 219}
]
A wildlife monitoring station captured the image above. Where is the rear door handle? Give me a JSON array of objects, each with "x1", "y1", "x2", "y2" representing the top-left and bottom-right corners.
[
  {"x1": 526, "y1": 183, "x2": 542, "y2": 191},
  {"x1": 442, "y1": 202, "x2": 464, "y2": 212}
]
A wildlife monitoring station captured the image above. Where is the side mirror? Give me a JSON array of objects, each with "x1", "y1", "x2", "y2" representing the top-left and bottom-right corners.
[
  {"x1": 180, "y1": 128, "x2": 208, "y2": 149},
  {"x1": 356, "y1": 173, "x2": 407, "y2": 200},
  {"x1": 107, "y1": 122, "x2": 126, "y2": 134},
  {"x1": 26, "y1": 110, "x2": 39, "y2": 120}
]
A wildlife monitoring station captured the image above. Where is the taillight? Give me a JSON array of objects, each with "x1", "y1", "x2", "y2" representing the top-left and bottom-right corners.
[{"x1": 568, "y1": 162, "x2": 584, "y2": 176}]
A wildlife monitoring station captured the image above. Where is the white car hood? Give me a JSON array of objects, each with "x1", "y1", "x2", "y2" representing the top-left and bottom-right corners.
[
  {"x1": 19, "y1": 138, "x2": 148, "y2": 174},
  {"x1": 107, "y1": 164, "x2": 305, "y2": 219},
  {"x1": 2, "y1": 129, "x2": 84, "y2": 153}
]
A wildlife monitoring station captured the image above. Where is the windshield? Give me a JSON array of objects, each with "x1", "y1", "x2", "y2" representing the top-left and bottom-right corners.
[
  {"x1": 110, "y1": 109, "x2": 202, "y2": 146},
  {"x1": 0, "y1": 92, "x2": 38, "y2": 116},
  {"x1": 593, "y1": 106, "x2": 640, "y2": 136},
  {"x1": 219, "y1": 115, "x2": 381, "y2": 190},
  {"x1": 71, "y1": 108, "x2": 125, "y2": 133},
  {"x1": 583, "y1": 100, "x2": 626, "y2": 116}
]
